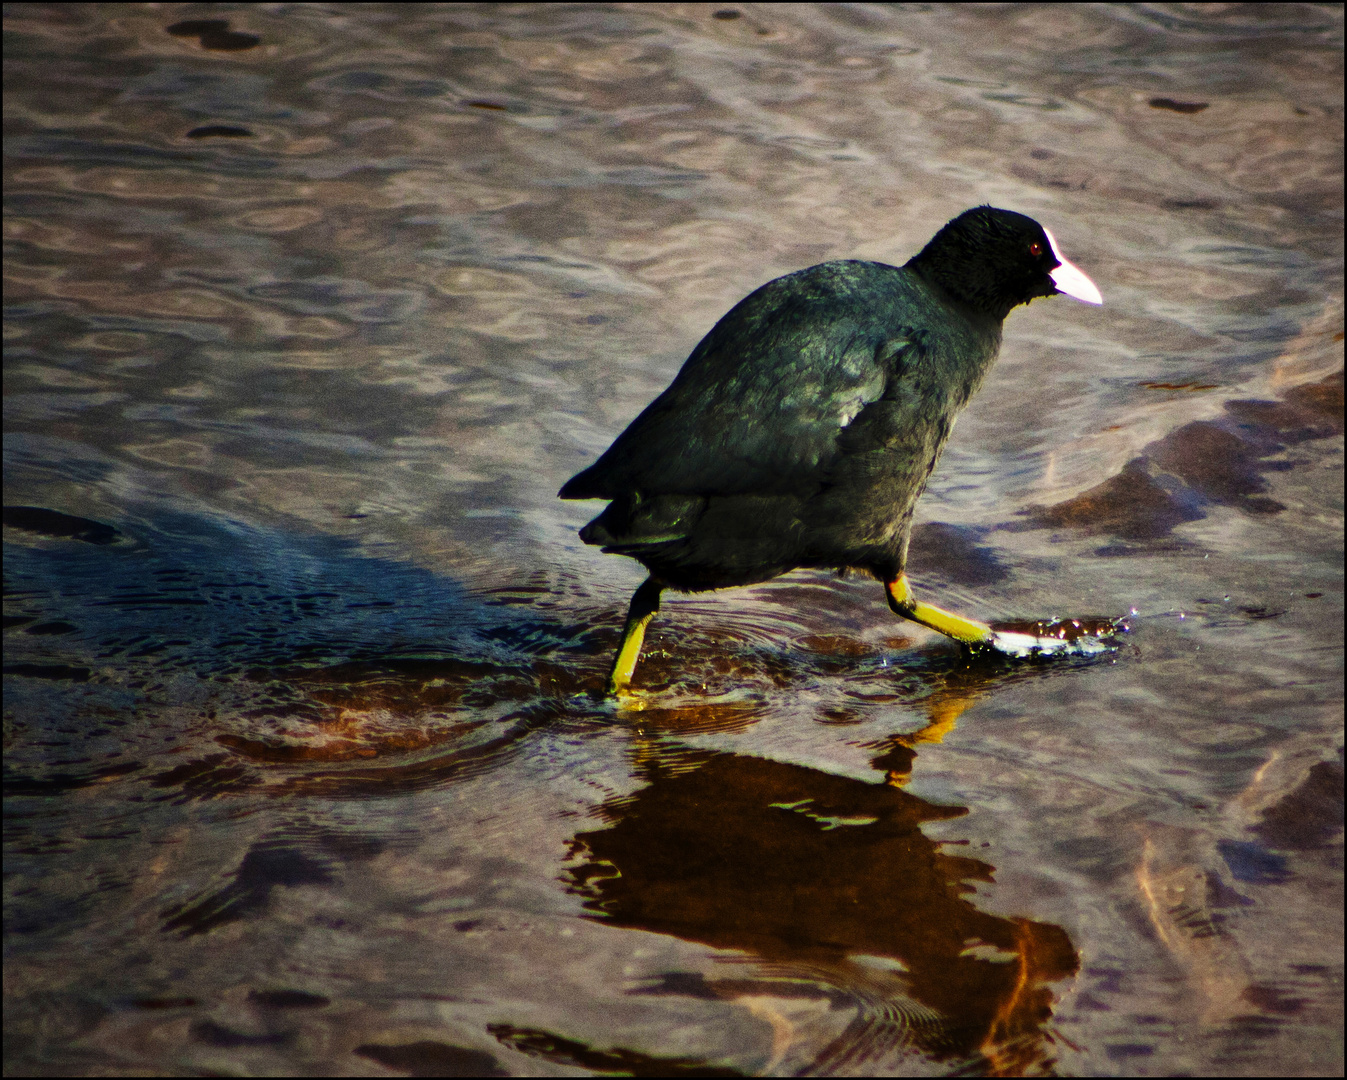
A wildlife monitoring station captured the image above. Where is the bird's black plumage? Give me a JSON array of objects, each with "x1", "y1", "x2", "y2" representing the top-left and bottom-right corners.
[{"x1": 560, "y1": 206, "x2": 1104, "y2": 691}]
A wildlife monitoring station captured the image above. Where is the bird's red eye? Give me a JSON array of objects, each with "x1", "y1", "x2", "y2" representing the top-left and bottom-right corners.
[{"x1": 1029, "y1": 241, "x2": 1044, "y2": 257}]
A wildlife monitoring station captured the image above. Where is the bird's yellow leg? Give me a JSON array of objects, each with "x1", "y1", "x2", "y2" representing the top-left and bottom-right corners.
[
  {"x1": 885, "y1": 573, "x2": 994, "y2": 647},
  {"x1": 606, "y1": 577, "x2": 663, "y2": 696}
]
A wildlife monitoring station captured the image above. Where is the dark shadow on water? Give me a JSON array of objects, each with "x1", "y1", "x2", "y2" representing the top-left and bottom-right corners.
[
  {"x1": 3, "y1": 504, "x2": 616, "y2": 805},
  {"x1": 3, "y1": 503, "x2": 584, "y2": 677}
]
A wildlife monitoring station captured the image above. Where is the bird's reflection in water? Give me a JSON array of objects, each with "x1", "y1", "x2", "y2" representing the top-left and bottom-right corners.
[{"x1": 565, "y1": 668, "x2": 1079, "y2": 1076}]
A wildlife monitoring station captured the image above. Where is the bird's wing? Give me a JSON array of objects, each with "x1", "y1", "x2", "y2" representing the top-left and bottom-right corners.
[{"x1": 561, "y1": 266, "x2": 921, "y2": 500}]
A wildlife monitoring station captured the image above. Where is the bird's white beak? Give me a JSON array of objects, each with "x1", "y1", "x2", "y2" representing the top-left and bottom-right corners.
[{"x1": 1044, "y1": 227, "x2": 1103, "y2": 305}]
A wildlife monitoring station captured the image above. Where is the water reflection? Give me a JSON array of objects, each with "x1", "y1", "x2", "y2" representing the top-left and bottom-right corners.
[{"x1": 566, "y1": 679, "x2": 1078, "y2": 1075}]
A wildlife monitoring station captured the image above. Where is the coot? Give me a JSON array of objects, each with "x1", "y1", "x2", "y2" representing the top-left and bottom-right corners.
[{"x1": 561, "y1": 206, "x2": 1106, "y2": 694}]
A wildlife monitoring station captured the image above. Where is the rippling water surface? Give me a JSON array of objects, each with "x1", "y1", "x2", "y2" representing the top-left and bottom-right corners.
[{"x1": 4, "y1": 4, "x2": 1343, "y2": 1075}]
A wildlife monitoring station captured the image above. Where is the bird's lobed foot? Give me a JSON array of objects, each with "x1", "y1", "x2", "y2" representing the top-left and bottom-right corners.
[
  {"x1": 984, "y1": 616, "x2": 1129, "y2": 658},
  {"x1": 602, "y1": 685, "x2": 653, "y2": 710}
]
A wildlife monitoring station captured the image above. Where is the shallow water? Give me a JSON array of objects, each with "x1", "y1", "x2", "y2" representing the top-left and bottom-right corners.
[{"x1": 3, "y1": 3, "x2": 1343, "y2": 1075}]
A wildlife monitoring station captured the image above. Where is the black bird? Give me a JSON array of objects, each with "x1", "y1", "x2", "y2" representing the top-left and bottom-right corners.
[{"x1": 561, "y1": 206, "x2": 1105, "y2": 695}]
